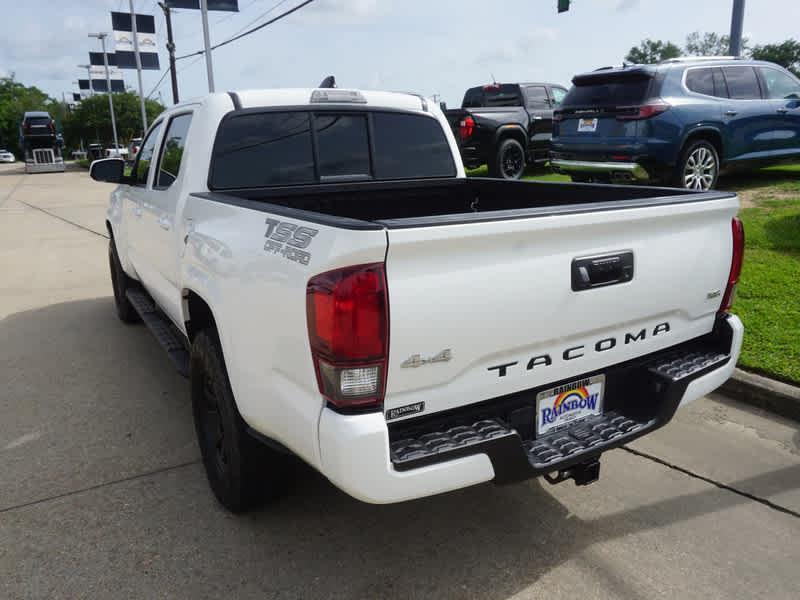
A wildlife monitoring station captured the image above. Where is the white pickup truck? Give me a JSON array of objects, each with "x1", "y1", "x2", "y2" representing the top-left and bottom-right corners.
[{"x1": 90, "y1": 88, "x2": 744, "y2": 513}]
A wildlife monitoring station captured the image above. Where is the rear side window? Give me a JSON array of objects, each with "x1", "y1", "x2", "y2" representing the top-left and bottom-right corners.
[
  {"x1": 156, "y1": 113, "x2": 192, "y2": 188},
  {"x1": 210, "y1": 111, "x2": 455, "y2": 189},
  {"x1": 314, "y1": 114, "x2": 370, "y2": 179},
  {"x1": 686, "y1": 68, "x2": 715, "y2": 96},
  {"x1": 712, "y1": 69, "x2": 729, "y2": 98},
  {"x1": 462, "y1": 88, "x2": 483, "y2": 108},
  {"x1": 525, "y1": 86, "x2": 550, "y2": 109},
  {"x1": 483, "y1": 84, "x2": 522, "y2": 107},
  {"x1": 561, "y1": 74, "x2": 653, "y2": 107},
  {"x1": 723, "y1": 66, "x2": 761, "y2": 100},
  {"x1": 371, "y1": 112, "x2": 456, "y2": 180},
  {"x1": 211, "y1": 112, "x2": 315, "y2": 188}
]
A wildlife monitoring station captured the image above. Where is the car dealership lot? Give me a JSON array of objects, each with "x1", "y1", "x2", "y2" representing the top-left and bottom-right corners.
[{"x1": 1, "y1": 163, "x2": 798, "y2": 599}]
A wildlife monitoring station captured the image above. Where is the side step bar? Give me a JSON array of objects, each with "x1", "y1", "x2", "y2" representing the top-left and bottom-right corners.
[{"x1": 126, "y1": 288, "x2": 190, "y2": 378}]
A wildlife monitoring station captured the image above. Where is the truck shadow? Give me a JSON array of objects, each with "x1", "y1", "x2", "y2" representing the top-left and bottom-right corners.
[{"x1": 2, "y1": 297, "x2": 799, "y2": 599}]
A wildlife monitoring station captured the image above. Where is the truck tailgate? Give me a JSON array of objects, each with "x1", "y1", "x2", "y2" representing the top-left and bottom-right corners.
[{"x1": 382, "y1": 194, "x2": 738, "y2": 418}]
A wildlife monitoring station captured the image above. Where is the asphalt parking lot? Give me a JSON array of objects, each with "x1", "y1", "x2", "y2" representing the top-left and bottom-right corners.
[{"x1": 1, "y1": 162, "x2": 799, "y2": 599}]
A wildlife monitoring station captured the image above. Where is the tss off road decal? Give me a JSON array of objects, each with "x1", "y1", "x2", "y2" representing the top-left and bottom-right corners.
[{"x1": 264, "y1": 218, "x2": 318, "y2": 265}]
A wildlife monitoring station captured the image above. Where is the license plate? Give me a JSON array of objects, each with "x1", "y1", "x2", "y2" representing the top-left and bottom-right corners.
[
  {"x1": 577, "y1": 118, "x2": 598, "y2": 132},
  {"x1": 536, "y1": 375, "x2": 604, "y2": 436}
]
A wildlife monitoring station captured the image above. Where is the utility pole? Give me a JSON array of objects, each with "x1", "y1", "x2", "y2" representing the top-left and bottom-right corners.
[
  {"x1": 729, "y1": 0, "x2": 746, "y2": 57},
  {"x1": 89, "y1": 33, "x2": 120, "y2": 155},
  {"x1": 158, "y1": 2, "x2": 180, "y2": 104},
  {"x1": 200, "y1": 0, "x2": 215, "y2": 92},
  {"x1": 129, "y1": 0, "x2": 149, "y2": 132}
]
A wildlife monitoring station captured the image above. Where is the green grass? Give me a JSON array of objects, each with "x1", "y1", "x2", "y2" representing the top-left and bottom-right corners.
[
  {"x1": 732, "y1": 195, "x2": 800, "y2": 384},
  {"x1": 466, "y1": 164, "x2": 571, "y2": 183}
]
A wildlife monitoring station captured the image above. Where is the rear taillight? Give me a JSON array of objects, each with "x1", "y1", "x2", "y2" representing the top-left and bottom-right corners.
[
  {"x1": 616, "y1": 101, "x2": 670, "y2": 120},
  {"x1": 306, "y1": 263, "x2": 388, "y2": 410},
  {"x1": 459, "y1": 116, "x2": 475, "y2": 141},
  {"x1": 720, "y1": 217, "x2": 745, "y2": 313}
]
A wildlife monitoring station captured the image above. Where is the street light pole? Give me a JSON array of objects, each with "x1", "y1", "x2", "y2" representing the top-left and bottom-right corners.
[
  {"x1": 129, "y1": 0, "x2": 149, "y2": 133},
  {"x1": 729, "y1": 0, "x2": 746, "y2": 57},
  {"x1": 89, "y1": 33, "x2": 119, "y2": 156},
  {"x1": 79, "y1": 64, "x2": 94, "y2": 96}
]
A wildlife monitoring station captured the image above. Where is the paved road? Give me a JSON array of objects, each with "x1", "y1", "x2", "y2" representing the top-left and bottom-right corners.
[{"x1": 1, "y1": 163, "x2": 798, "y2": 599}]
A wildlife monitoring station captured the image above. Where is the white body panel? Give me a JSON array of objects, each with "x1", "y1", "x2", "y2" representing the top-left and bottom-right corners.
[{"x1": 105, "y1": 87, "x2": 743, "y2": 504}]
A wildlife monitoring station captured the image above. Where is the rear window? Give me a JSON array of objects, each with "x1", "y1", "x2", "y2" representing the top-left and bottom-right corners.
[
  {"x1": 210, "y1": 110, "x2": 455, "y2": 190},
  {"x1": 723, "y1": 66, "x2": 761, "y2": 100},
  {"x1": 561, "y1": 74, "x2": 654, "y2": 108},
  {"x1": 26, "y1": 117, "x2": 51, "y2": 126}
]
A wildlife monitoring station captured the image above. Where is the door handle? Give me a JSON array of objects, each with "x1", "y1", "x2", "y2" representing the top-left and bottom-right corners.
[
  {"x1": 158, "y1": 215, "x2": 171, "y2": 230},
  {"x1": 724, "y1": 110, "x2": 738, "y2": 116},
  {"x1": 571, "y1": 251, "x2": 634, "y2": 291},
  {"x1": 777, "y1": 107, "x2": 789, "y2": 114}
]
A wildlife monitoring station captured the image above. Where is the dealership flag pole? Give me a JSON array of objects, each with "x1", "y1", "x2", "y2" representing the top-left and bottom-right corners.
[
  {"x1": 129, "y1": 0, "x2": 149, "y2": 131},
  {"x1": 89, "y1": 33, "x2": 120, "y2": 155}
]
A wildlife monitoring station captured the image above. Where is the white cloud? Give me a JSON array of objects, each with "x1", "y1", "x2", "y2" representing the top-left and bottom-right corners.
[
  {"x1": 616, "y1": 0, "x2": 640, "y2": 11},
  {"x1": 299, "y1": 0, "x2": 388, "y2": 24},
  {"x1": 475, "y1": 27, "x2": 559, "y2": 67}
]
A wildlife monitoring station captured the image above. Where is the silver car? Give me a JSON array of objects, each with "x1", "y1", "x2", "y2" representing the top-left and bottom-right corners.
[{"x1": 0, "y1": 149, "x2": 15, "y2": 163}]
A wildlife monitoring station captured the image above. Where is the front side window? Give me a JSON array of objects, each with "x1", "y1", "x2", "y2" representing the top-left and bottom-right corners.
[
  {"x1": 156, "y1": 113, "x2": 193, "y2": 188},
  {"x1": 758, "y1": 67, "x2": 800, "y2": 99},
  {"x1": 525, "y1": 86, "x2": 550, "y2": 110},
  {"x1": 133, "y1": 121, "x2": 163, "y2": 186},
  {"x1": 686, "y1": 68, "x2": 715, "y2": 96},
  {"x1": 550, "y1": 87, "x2": 567, "y2": 105},
  {"x1": 211, "y1": 112, "x2": 315, "y2": 189},
  {"x1": 723, "y1": 66, "x2": 761, "y2": 100},
  {"x1": 314, "y1": 114, "x2": 370, "y2": 179}
]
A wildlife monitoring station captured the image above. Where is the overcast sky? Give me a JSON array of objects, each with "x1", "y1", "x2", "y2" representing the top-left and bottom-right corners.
[{"x1": 2, "y1": 0, "x2": 799, "y2": 108}]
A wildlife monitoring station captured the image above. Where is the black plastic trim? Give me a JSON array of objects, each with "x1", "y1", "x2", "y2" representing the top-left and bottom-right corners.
[
  {"x1": 227, "y1": 91, "x2": 242, "y2": 110},
  {"x1": 190, "y1": 191, "x2": 385, "y2": 230}
]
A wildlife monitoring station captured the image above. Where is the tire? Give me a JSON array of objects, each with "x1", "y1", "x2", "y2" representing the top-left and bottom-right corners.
[
  {"x1": 675, "y1": 140, "x2": 719, "y2": 190},
  {"x1": 108, "y1": 239, "x2": 140, "y2": 323},
  {"x1": 191, "y1": 329, "x2": 288, "y2": 513},
  {"x1": 492, "y1": 138, "x2": 526, "y2": 180}
]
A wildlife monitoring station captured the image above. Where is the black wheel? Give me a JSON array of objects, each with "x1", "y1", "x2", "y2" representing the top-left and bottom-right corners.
[
  {"x1": 492, "y1": 138, "x2": 526, "y2": 180},
  {"x1": 191, "y1": 330, "x2": 288, "y2": 513},
  {"x1": 675, "y1": 140, "x2": 719, "y2": 190},
  {"x1": 108, "y1": 239, "x2": 139, "y2": 323}
]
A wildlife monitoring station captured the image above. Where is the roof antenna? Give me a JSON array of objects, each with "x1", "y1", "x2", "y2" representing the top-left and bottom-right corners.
[
  {"x1": 490, "y1": 73, "x2": 497, "y2": 85},
  {"x1": 318, "y1": 75, "x2": 336, "y2": 89}
]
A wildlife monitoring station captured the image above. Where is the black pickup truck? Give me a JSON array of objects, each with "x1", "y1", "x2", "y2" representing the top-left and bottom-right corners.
[{"x1": 445, "y1": 82, "x2": 568, "y2": 179}]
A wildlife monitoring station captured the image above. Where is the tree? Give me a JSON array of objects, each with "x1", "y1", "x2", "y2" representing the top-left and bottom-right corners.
[
  {"x1": 625, "y1": 39, "x2": 681, "y2": 64},
  {"x1": 62, "y1": 92, "x2": 165, "y2": 150},
  {"x1": 0, "y1": 75, "x2": 55, "y2": 155},
  {"x1": 751, "y1": 39, "x2": 800, "y2": 77},
  {"x1": 685, "y1": 31, "x2": 749, "y2": 57}
]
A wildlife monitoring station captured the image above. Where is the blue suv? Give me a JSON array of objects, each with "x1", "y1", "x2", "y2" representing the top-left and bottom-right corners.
[{"x1": 550, "y1": 57, "x2": 800, "y2": 189}]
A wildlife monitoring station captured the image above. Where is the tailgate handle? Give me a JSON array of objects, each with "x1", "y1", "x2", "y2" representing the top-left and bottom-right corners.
[{"x1": 571, "y1": 252, "x2": 634, "y2": 291}]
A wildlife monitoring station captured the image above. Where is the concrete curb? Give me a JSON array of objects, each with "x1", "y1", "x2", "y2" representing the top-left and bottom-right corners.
[{"x1": 720, "y1": 368, "x2": 800, "y2": 422}]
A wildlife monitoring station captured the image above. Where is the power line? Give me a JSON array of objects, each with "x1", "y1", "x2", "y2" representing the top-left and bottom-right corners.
[{"x1": 175, "y1": 0, "x2": 314, "y2": 60}]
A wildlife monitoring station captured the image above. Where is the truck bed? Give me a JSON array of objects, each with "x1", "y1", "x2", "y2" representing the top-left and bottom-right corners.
[{"x1": 196, "y1": 178, "x2": 733, "y2": 229}]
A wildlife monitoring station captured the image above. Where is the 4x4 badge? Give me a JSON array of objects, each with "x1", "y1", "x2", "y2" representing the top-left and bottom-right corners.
[{"x1": 401, "y1": 349, "x2": 452, "y2": 368}]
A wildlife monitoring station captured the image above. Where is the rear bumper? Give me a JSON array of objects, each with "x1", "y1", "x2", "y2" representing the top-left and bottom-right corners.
[
  {"x1": 551, "y1": 159, "x2": 650, "y2": 181},
  {"x1": 25, "y1": 161, "x2": 65, "y2": 173},
  {"x1": 318, "y1": 315, "x2": 743, "y2": 504}
]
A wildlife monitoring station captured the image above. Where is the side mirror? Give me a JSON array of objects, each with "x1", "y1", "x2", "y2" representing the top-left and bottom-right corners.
[{"x1": 90, "y1": 158, "x2": 125, "y2": 183}]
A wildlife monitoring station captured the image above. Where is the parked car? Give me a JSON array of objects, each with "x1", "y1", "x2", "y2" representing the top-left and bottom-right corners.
[
  {"x1": 88, "y1": 143, "x2": 104, "y2": 161},
  {"x1": 551, "y1": 57, "x2": 800, "y2": 189},
  {"x1": 445, "y1": 82, "x2": 568, "y2": 179},
  {"x1": 89, "y1": 87, "x2": 743, "y2": 513},
  {"x1": 0, "y1": 149, "x2": 15, "y2": 163},
  {"x1": 105, "y1": 144, "x2": 129, "y2": 159}
]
